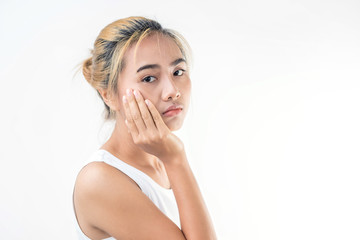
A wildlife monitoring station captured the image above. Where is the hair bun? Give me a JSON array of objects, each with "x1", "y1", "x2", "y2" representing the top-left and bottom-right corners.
[{"x1": 82, "y1": 57, "x2": 93, "y2": 85}]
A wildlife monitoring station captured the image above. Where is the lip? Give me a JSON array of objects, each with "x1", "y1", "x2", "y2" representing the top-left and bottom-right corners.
[
  {"x1": 163, "y1": 108, "x2": 182, "y2": 117},
  {"x1": 163, "y1": 104, "x2": 183, "y2": 115}
]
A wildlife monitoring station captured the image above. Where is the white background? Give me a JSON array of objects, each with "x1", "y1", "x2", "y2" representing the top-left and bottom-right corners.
[{"x1": 0, "y1": 0, "x2": 359, "y2": 239}]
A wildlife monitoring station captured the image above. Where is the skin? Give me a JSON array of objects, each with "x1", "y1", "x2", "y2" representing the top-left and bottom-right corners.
[
  {"x1": 99, "y1": 32, "x2": 191, "y2": 171},
  {"x1": 73, "y1": 33, "x2": 217, "y2": 239}
]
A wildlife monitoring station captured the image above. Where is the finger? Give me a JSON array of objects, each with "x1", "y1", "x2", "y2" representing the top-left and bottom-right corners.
[
  {"x1": 126, "y1": 89, "x2": 147, "y2": 132},
  {"x1": 144, "y1": 99, "x2": 170, "y2": 135},
  {"x1": 133, "y1": 89, "x2": 157, "y2": 130},
  {"x1": 122, "y1": 95, "x2": 139, "y2": 136}
]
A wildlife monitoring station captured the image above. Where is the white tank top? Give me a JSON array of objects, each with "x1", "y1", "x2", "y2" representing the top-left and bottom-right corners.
[{"x1": 73, "y1": 149, "x2": 181, "y2": 240}]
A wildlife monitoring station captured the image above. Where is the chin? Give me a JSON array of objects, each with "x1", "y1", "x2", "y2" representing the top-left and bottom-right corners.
[
  {"x1": 165, "y1": 119, "x2": 184, "y2": 132},
  {"x1": 169, "y1": 125, "x2": 182, "y2": 132}
]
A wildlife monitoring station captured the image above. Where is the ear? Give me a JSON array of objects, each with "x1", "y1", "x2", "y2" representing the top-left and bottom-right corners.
[{"x1": 97, "y1": 88, "x2": 119, "y2": 110}]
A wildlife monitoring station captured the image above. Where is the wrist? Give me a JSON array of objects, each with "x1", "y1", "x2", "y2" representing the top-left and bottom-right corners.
[{"x1": 159, "y1": 150, "x2": 187, "y2": 168}]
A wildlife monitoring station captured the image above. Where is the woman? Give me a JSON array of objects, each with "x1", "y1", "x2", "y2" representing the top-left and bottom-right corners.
[{"x1": 73, "y1": 16, "x2": 217, "y2": 239}]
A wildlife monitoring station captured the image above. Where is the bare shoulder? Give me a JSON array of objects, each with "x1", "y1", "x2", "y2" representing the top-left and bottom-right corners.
[
  {"x1": 73, "y1": 161, "x2": 141, "y2": 239},
  {"x1": 74, "y1": 161, "x2": 140, "y2": 198},
  {"x1": 73, "y1": 161, "x2": 185, "y2": 239},
  {"x1": 75, "y1": 161, "x2": 110, "y2": 185}
]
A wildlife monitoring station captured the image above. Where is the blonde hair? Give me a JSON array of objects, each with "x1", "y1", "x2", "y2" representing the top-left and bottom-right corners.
[{"x1": 82, "y1": 16, "x2": 192, "y2": 121}]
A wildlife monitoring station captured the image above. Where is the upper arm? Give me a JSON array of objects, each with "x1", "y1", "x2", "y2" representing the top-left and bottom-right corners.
[{"x1": 73, "y1": 162, "x2": 186, "y2": 240}]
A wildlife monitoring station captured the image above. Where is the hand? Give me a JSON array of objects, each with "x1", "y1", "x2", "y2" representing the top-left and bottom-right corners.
[{"x1": 122, "y1": 88, "x2": 185, "y2": 162}]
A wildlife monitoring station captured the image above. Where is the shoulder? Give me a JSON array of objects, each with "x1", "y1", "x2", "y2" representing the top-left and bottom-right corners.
[
  {"x1": 73, "y1": 161, "x2": 141, "y2": 238},
  {"x1": 74, "y1": 161, "x2": 140, "y2": 197},
  {"x1": 76, "y1": 161, "x2": 115, "y2": 185},
  {"x1": 73, "y1": 161, "x2": 141, "y2": 227},
  {"x1": 73, "y1": 162, "x2": 185, "y2": 239}
]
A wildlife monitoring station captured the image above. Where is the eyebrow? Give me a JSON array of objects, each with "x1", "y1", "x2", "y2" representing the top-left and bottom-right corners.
[{"x1": 136, "y1": 58, "x2": 186, "y2": 73}]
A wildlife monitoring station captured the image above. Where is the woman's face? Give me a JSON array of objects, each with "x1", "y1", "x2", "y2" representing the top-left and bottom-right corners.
[{"x1": 116, "y1": 33, "x2": 191, "y2": 131}]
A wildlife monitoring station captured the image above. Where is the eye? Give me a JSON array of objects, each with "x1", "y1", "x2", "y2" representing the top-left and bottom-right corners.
[
  {"x1": 174, "y1": 69, "x2": 186, "y2": 76},
  {"x1": 142, "y1": 76, "x2": 156, "y2": 83}
]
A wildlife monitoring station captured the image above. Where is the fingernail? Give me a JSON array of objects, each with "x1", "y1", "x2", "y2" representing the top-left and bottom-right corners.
[
  {"x1": 126, "y1": 88, "x2": 132, "y2": 96},
  {"x1": 134, "y1": 89, "x2": 139, "y2": 98},
  {"x1": 122, "y1": 95, "x2": 127, "y2": 103}
]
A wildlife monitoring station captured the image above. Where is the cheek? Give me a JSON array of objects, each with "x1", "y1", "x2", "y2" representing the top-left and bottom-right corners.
[
  {"x1": 182, "y1": 78, "x2": 192, "y2": 96},
  {"x1": 136, "y1": 88, "x2": 153, "y2": 101},
  {"x1": 118, "y1": 83, "x2": 137, "y2": 101}
]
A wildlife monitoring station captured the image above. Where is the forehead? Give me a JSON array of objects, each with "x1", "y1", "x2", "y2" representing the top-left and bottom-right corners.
[{"x1": 124, "y1": 33, "x2": 183, "y2": 69}]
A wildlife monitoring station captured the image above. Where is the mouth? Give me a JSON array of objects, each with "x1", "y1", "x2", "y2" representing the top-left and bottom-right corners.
[
  {"x1": 163, "y1": 104, "x2": 184, "y2": 115},
  {"x1": 162, "y1": 108, "x2": 183, "y2": 117}
]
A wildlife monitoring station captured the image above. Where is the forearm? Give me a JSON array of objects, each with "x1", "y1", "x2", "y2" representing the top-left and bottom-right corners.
[{"x1": 162, "y1": 152, "x2": 217, "y2": 240}]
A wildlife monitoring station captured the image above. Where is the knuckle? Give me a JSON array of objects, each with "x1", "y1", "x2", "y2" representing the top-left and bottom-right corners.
[
  {"x1": 141, "y1": 136, "x2": 151, "y2": 145},
  {"x1": 132, "y1": 113, "x2": 140, "y2": 120},
  {"x1": 133, "y1": 137, "x2": 140, "y2": 144},
  {"x1": 159, "y1": 132, "x2": 170, "y2": 141},
  {"x1": 158, "y1": 132, "x2": 165, "y2": 138},
  {"x1": 153, "y1": 115, "x2": 160, "y2": 121},
  {"x1": 142, "y1": 112, "x2": 150, "y2": 120},
  {"x1": 149, "y1": 133, "x2": 158, "y2": 142},
  {"x1": 144, "y1": 138, "x2": 152, "y2": 145}
]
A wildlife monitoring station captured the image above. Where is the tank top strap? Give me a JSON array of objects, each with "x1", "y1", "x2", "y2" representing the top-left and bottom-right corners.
[{"x1": 97, "y1": 149, "x2": 150, "y2": 192}]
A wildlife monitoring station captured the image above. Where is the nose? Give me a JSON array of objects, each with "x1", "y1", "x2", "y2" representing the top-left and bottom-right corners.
[{"x1": 162, "y1": 76, "x2": 181, "y2": 101}]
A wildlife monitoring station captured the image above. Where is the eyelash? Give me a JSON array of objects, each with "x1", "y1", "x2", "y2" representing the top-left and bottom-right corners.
[{"x1": 141, "y1": 69, "x2": 186, "y2": 83}]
